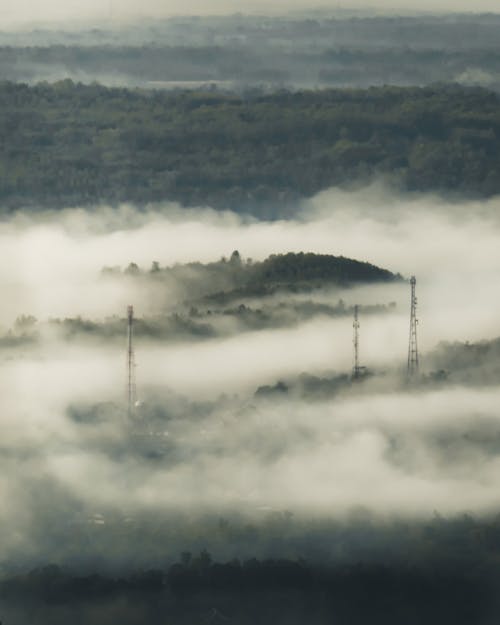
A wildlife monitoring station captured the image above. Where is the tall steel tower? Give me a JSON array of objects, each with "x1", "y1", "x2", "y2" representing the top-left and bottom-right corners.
[
  {"x1": 407, "y1": 276, "x2": 419, "y2": 377},
  {"x1": 127, "y1": 305, "x2": 137, "y2": 418},
  {"x1": 352, "y1": 305, "x2": 361, "y2": 380}
]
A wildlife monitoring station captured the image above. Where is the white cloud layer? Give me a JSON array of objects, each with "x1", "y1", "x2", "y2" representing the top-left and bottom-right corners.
[{"x1": 0, "y1": 185, "x2": 499, "y2": 565}]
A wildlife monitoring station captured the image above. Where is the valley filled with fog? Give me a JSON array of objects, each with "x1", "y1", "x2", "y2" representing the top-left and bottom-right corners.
[
  {"x1": 2, "y1": 5, "x2": 500, "y2": 620},
  {"x1": 0, "y1": 186, "x2": 499, "y2": 579}
]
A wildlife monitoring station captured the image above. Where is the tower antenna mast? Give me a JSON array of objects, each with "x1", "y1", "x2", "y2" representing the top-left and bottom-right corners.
[
  {"x1": 407, "y1": 276, "x2": 419, "y2": 377},
  {"x1": 127, "y1": 305, "x2": 137, "y2": 417},
  {"x1": 353, "y1": 304, "x2": 361, "y2": 380}
]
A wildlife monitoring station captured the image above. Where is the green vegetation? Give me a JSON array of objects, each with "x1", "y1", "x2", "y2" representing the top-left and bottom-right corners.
[
  {"x1": 255, "y1": 373, "x2": 355, "y2": 400},
  {"x1": 427, "y1": 337, "x2": 500, "y2": 385},
  {"x1": 1, "y1": 82, "x2": 499, "y2": 211},
  {"x1": 115, "y1": 251, "x2": 400, "y2": 297},
  {"x1": 0, "y1": 252, "x2": 397, "y2": 345},
  {"x1": 3, "y1": 41, "x2": 500, "y2": 90}
]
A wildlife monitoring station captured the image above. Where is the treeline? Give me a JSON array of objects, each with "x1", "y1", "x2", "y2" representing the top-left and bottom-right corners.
[
  {"x1": 2, "y1": 44, "x2": 500, "y2": 91},
  {"x1": 3, "y1": 13, "x2": 500, "y2": 50},
  {"x1": 0, "y1": 81, "x2": 500, "y2": 212},
  {"x1": 3, "y1": 505, "x2": 500, "y2": 623},
  {"x1": 3, "y1": 13, "x2": 500, "y2": 90},
  {"x1": 427, "y1": 336, "x2": 500, "y2": 385},
  {"x1": 0, "y1": 252, "x2": 398, "y2": 346},
  {"x1": 0, "y1": 551, "x2": 490, "y2": 624},
  {"x1": 5, "y1": 302, "x2": 392, "y2": 346},
  {"x1": 115, "y1": 250, "x2": 399, "y2": 291},
  {"x1": 253, "y1": 251, "x2": 398, "y2": 285}
]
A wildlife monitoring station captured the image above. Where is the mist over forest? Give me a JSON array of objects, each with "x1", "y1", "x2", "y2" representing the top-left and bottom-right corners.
[
  {"x1": 2, "y1": 13, "x2": 500, "y2": 92},
  {"x1": 0, "y1": 191, "x2": 497, "y2": 623},
  {"x1": 2, "y1": 6, "x2": 500, "y2": 624}
]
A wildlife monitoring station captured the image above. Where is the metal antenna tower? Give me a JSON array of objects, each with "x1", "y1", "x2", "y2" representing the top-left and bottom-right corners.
[
  {"x1": 127, "y1": 305, "x2": 137, "y2": 418},
  {"x1": 407, "y1": 276, "x2": 419, "y2": 377},
  {"x1": 352, "y1": 305, "x2": 361, "y2": 379}
]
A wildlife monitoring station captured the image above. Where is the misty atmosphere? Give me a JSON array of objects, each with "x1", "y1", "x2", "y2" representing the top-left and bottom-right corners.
[
  {"x1": 2, "y1": 13, "x2": 500, "y2": 92},
  {"x1": 2, "y1": 3, "x2": 500, "y2": 624}
]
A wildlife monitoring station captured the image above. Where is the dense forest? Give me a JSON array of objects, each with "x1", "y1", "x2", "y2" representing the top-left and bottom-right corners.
[
  {"x1": 0, "y1": 82, "x2": 499, "y2": 211},
  {"x1": 2, "y1": 44, "x2": 500, "y2": 91},
  {"x1": 1, "y1": 511, "x2": 500, "y2": 625},
  {"x1": 0, "y1": 559, "x2": 489, "y2": 624}
]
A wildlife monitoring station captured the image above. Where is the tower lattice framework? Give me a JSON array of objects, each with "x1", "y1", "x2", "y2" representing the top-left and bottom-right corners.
[
  {"x1": 352, "y1": 304, "x2": 361, "y2": 379},
  {"x1": 407, "y1": 276, "x2": 419, "y2": 377},
  {"x1": 127, "y1": 305, "x2": 137, "y2": 417}
]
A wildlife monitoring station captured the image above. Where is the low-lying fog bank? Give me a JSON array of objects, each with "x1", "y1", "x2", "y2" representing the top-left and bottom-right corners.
[
  {"x1": 1, "y1": 381, "x2": 500, "y2": 569},
  {"x1": 1, "y1": 184, "x2": 500, "y2": 339},
  {"x1": 0, "y1": 184, "x2": 499, "y2": 570}
]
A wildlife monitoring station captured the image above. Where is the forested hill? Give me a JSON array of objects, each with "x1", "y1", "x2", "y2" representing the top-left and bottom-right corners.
[
  {"x1": 1, "y1": 81, "x2": 499, "y2": 212},
  {"x1": 117, "y1": 251, "x2": 400, "y2": 298},
  {"x1": 3, "y1": 253, "x2": 399, "y2": 345},
  {"x1": 248, "y1": 252, "x2": 397, "y2": 286}
]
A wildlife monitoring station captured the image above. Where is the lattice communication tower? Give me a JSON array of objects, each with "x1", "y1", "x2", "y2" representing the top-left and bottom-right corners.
[
  {"x1": 407, "y1": 276, "x2": 419, "y2": 377},
  {"x1": 127, "y1": 305, "x2": 137, "y2": 417}
]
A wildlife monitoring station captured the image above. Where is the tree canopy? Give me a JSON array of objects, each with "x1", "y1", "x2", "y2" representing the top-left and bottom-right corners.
[{"x1": 0, "y1": 81, "x2": 499, "y2": 212}]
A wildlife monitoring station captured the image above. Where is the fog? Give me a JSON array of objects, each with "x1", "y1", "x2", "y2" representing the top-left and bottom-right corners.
[
  {"x1": 2, "y1": 185, "x2": 499, "y2": 342},
  {"x1": 0, "y1": 184, "x2": 500, "y2": 570},
  {"x1": 3, "y1": 10, "x2": 500, "y2": 93},
  {"x1": 2, "y1": 0, "x2": 500, "y2": 29}
]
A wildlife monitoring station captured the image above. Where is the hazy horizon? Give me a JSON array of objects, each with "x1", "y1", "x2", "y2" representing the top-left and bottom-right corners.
[{"x1": 2, "y1": 1, "x2": 500, "y2": 30}]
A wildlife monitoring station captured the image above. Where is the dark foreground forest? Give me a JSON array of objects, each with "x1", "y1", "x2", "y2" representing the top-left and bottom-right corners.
[
  {"x1": 0, "y1": 522, "x2": 498, "y2": 625},
  {"x1": 0, "y1": 81, "x2": 499, "y2": 212},
  {"x1": 0, "y1": 563, "x2": 488, "y2": 625}
]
